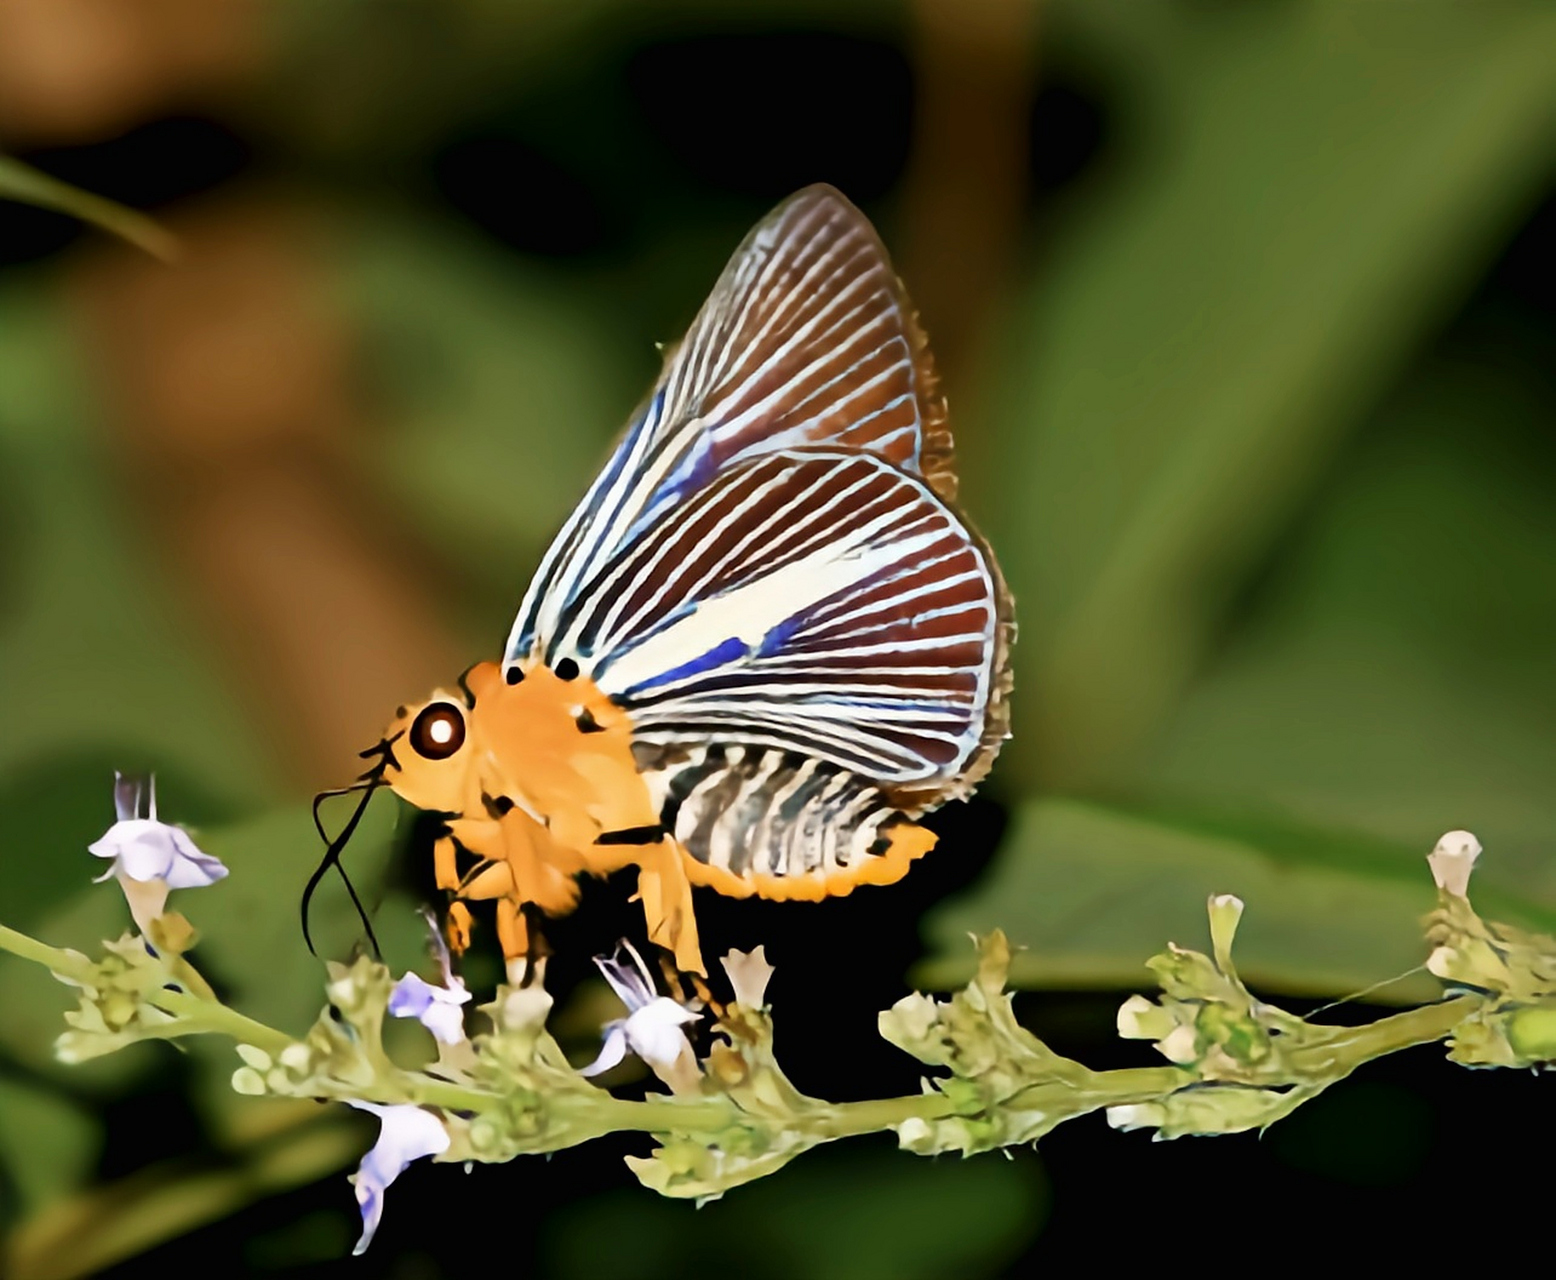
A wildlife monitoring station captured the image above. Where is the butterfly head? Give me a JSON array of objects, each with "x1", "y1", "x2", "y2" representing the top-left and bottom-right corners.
[
  {"x1": 301, "y1": 683, "x2": 483, "y2": 956},
  {"x1": 378, "y1": 690, "x2": 477, "y2": 817},
  {"x1": 379, "y1": 658, "x2": 633, "y2": 814}
]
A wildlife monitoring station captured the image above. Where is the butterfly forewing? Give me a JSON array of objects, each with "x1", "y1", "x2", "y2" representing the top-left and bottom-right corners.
[
  {"x1": 506, "y1": 184, "x2": 1012, "y2": 834},
  {"x1": 506, "y1": 185, "x2": 955, "y2": 666}
]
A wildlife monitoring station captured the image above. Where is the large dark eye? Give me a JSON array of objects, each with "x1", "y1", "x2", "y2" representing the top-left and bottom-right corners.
[{"x1": 409, "y1": 703, "x2": 466, "y2": 760}]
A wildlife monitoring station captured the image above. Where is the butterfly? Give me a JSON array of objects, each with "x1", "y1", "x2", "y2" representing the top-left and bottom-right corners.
[{"x1": 306, "y1": 185, "x2": 1014, "y2": 978}]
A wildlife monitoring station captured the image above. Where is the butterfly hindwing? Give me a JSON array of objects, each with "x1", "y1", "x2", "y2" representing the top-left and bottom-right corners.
[{"x1": 558, "y1": 449, "x2": 1000, "y2": 790}]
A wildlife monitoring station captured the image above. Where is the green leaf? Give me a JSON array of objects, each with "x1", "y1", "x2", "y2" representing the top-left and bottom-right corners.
[
  {"x1": 0, "y1": 1079, "x2": 98, "y2": 1219},
  {"x1": 920, "y1": 798, "x2": 1448, "y2": 1002},
  {"x1": 0, "y1": 156, "x2": 177, "y2": 261},
  {"x1": 337, "y1": 214, "x2": 640, "y2": 604},
  {"x1": 189, "y1": 798, "x2": 429, "y2": 1032},
  {"x1": 0, "y1": 283, "x2": 276, "y2": 817},
  {"x1": 543, "y1": 1143, "x2": 1045, "y2": 1280},
  {"x1": 1118, "y1": 303, "x2": 1556, "y2": 922},
  {"x1": 983, "y1": 0, "x2": 1556, "y2": 789}
]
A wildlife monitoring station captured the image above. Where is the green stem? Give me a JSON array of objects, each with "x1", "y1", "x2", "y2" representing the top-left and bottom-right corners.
[
  {"x1": 1071, "y1": 1065, "x2": 1194, "y2": 1098},
  {"x1": 0, "y1": 922, "x2": 96, "y2": 981},
  {"x1": 145, "y1": 988, "x2": 295, "y2": 1056},
  {"x1": 573, "y1": 1090, "x2": 962, "y2": 1139},
  {"x1": 1286, "y1": 994, "x2": 1479, "y2": 1076},
  {"x1": 0, "y1": 918, "x2": 1202, "y2": 1140},
  {"x1": 0, "y1": 920, "x2": 296, "y2": 1055},
  {"x1": 587, "y1": 1094, "x2": 744, "y2": 1134},
  {"x1": 816, "y1": 1091, "x2": 959, "y2": 1137},
  {"x1": 0, "y1": 154, "x2": 179, "y2": 260}
]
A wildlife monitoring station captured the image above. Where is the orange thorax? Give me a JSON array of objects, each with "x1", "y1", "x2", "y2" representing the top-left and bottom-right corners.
[{"x1": 386, "y1": 660, "x2": 659, "y2": 857}]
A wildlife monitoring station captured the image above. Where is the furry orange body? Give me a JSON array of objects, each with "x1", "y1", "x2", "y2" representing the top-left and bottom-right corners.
[{"x1": 383, "y1": 660, "x2": 934, "y2": 975}]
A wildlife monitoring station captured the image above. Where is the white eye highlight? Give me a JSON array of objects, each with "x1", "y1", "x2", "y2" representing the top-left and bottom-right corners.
[{"x1": 409, "y1": 704, "x2": 466, "y2": 760}]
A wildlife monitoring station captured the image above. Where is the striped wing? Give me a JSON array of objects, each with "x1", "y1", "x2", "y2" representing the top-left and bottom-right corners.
[
  {"x1": 505, "y1": 184, "x2": 955, "y2": 666},
  {"x1": 558, "y1": 449, "x2": 1003, "y2": 794}
]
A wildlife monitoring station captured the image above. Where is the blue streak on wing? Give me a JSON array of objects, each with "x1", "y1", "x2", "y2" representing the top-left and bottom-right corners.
[
  {"x1": 615, "y1": 604, "x2": 819, "y2": 695},
  {"x1": 654, "y1": 434, "x2": 718, "y2": 510},
  {"x1": 757, "y1": 615, "x2": 802, "y2": 658},
  {"x1": 623, "y1": 635, "x2": 750, "y2": 697}
]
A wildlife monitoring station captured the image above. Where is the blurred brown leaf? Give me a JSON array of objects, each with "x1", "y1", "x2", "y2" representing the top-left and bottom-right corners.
[
  {"x1": 70, "y1": 198, "x2": 464, "y2": 786},
  {"x1": 0, "y1": 0, "x2": 261, "y2": 145}
]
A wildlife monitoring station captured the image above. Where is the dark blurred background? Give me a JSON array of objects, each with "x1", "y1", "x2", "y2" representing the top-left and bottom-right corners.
[{"x1": 2, "y1": 2, "x2": 1555, "y2": 1276}]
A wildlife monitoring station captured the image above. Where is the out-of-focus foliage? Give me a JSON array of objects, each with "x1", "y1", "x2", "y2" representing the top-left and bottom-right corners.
[
  {"x1": 986, "y1": 3, "x2": 1556, "y2": 792},
  {"x1": 542, "y1": 1144, "x2": 1043, "y2": 1280},
  {"x1": 1, "y1": 0, "x2": 1555, "y2": 1273},
  {"x1": 929, "y1": 0, "x2": 1556, "y2": 987},
  {"x1": 0, "y1": 155, "x2": 177, "y2": 259}
]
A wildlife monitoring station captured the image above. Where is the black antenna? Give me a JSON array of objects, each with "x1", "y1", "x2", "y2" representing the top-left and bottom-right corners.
[{"x1": 302, "y1": 740, "x2": 398, "y2": 959}]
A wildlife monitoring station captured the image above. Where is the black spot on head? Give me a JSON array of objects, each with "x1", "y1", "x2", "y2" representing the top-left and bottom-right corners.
[
  {"x1": 554, "y1": 657, "x2": 580, "y2": 681},
  {"x1": 576, "y1": 708, "x2": 605, "y2": 734},
  {"x1": 505, "y1": 666, "x2": 525, "y2": 685},
  {"x1": 482, "y1": 793, "x2": 516, "y2": 819}
]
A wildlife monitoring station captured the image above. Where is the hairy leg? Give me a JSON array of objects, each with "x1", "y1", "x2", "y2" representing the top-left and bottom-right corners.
[{"x1": 633, "y1": 838, "x2": 705, "y2": 977}]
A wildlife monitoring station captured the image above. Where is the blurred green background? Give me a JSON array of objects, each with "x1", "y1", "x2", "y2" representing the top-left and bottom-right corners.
[{"x1": 2, "y1": 1, "x2": 1556, "y2": 1276}]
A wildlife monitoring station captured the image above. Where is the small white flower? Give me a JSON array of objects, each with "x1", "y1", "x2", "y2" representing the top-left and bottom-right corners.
[
  {"x1": 721, "y1": 945, "x2": 775, "y2": 1009},
  {"x1": 89, "y1": 774, "x2": 227, "y2": 933},
  {"x1": 1428, "y1": 830, "x2": 1482, "y2": 898},
  {"x1": 347, "y1": 1102, "x2": 450, "y2": 1255},
  {"x1": 581, "y1": 941, "x2": 700, "y2": 1092},
  {"x1": 1116, "y1": 994, "x2": 1175, "y2": 1041},
  {"x1": 1157, "y1": 1024, "x2": 1200, "y2": 1064},
  {"x1": 1107, "y1": 1102, "x2": 1166, "y2": 1132},
  {"x1": 388, "y1": 913, "x2": 471, "y2": 1045}
]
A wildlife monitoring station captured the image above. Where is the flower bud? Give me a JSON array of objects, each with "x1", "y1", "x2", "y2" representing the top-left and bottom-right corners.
[
  {"x1": 1116, "y1": 995, "x2": 1177, "y2": 1041},
  {"x1": 1427, "y1": 831, "x2": 1482, "y2": 898}
]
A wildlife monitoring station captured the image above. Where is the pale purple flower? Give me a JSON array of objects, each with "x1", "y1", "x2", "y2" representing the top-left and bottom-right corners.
[
  {"x1": 388, "y1": 972, "x2": 470, "y2": 1045},
  {"x1": 388, "y1": 912, "x2": 471, "y2": 1045},
  {"x1": 89, "y1": 774, "x2": 226, "y2": 932},
  {"x1": 347, "y1": 1102, "x2": 450, "y2": 1255},
  {"x1": 581, "y1": 941, "x2": 700, "y2": 1090}
]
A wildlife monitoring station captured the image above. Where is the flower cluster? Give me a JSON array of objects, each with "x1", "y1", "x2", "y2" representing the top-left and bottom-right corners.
[
  {"x1": 1423, "y1": 830, "x2": 1556, "y2": 1067},
  {"x1": 3, "y1": 778, "x2": 1556, "y2": 1262}
]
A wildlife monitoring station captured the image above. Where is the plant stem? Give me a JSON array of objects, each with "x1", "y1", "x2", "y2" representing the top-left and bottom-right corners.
[
  {"x1": 0, "y1": 922, "x2": 95, "y2": 981},
  {"x1": 1286, "y1": 994, "x2": 1479, "y2": 1075},
  {"x1": 145, "y1": 988, "x2": 295, "y2": 1056}
]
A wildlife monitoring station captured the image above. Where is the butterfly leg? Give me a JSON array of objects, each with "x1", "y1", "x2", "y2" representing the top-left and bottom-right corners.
[
  {"x1": 652, "y1": 950, "x2": 723, "y2": 1016},
  {"x1": 496, "y1": 898, "x2": 554, "y2": 987},
  {"x1": 494, "y1": 895, "x2": 528, "y2": 962},
  {"x1": 632, "y1": 837, "x2": 706, "y2": 977},
  {"x1": 446, "y1": 901, "x2": 475, "y2": 954},
  {"x1": 433, "y1": 833, "x2": 477, "y2": 953}
]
